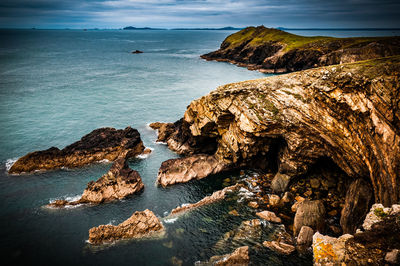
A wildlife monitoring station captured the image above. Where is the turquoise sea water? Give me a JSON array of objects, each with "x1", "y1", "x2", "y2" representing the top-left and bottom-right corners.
[{"x1": 1, "y1": 29, "x2": 397, "y2": 265}]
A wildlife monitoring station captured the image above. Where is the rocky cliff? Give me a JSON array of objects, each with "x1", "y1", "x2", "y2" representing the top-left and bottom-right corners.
[
  {"x1": 201, "y1": 26, "x2": 400, "y2": 73},
  {"x1": 155, "y1": 56, "x2": 400, "y2": 207}
]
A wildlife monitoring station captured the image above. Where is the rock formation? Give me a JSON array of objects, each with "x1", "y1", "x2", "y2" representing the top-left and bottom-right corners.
[
  {"x1": 88, "y1": 209, "x2": 164, "y2": 244},
  {"x1": 170, "y1": 184, "x2": 239, "y2": 215},
  {"x1": 155, "y1": 56, "x2": 400, "y2": 207},
  {"x1": 313, "y1": 204, "x2": 400, "y2": 265},
  {"x1": 256, "y1": 210, "x2": 282, "y2": 223},
  {"x1": 47, "y1": 156, "x2": 144, "y2": 207},
  {"x1": 201, "y1": 26, "x2": 400, "y2": 73},
  {"x1": 294, "y1": 200, "x2": 326, "y2": 236},
  {"x1": 9, "y1": 127, "x2": 145, "y2": 174},
  {"x1": 157, "y1": 154, "x2": 227, "y2": 187},
  {"x1": 197, "y1": 246, "x2": 249, "y2": 266}
]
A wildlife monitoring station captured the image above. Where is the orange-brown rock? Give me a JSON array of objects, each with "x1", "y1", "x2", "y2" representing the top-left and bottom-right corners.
[
  {"x1": 170, "y1": 184, "x2": 239, "y2": 215},
  {"x1": 9, "y1": 127, "x2": 145, "y2": 174},
  {"x1": 88, "y1": 209, "x2": 164, "y2": 245},
  {"x1": 155, "y1": 56, "x2": 400, "y2": 206},
  {"x1": 47, "y1": 156, "x2": 144, "y2": 207},
  {"x1": 201, "y1": 246, "x2": 250, "y2": 266},
  {"x1": 157, "y1": 154, "x2": 228, "y2": 187},
  {"x1": 263, "y1": 240, "x2": 295, "y2": 255}
]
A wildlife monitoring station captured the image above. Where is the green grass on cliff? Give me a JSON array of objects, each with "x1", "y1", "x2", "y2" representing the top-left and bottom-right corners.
[{"x1": 224, "y1": 26, "x2": 398, "y2": 52}]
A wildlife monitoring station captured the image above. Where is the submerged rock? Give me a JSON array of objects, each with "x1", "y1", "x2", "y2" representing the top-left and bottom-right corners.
[
  {"x1": 9, "y1": 127, "x2": 145, "y2": 174},
  {"x1": 47, "y1": 156, "x2": 144, "y2": 207},
  {"x1": 263, "y1": 240, "x2": 295, "y2": 255},
  {"x1": 157, "y1": 154, "x2": 227, "y2": 187},
  {"x1": 170, "y1": 184, "x2": 240, "y2": 215},
  {"x1": 197, "y1": 246, "x2": 249, "y2": 266},
  {"x1": 88, "y1": 209, "x2": 164, "y2": 244}
]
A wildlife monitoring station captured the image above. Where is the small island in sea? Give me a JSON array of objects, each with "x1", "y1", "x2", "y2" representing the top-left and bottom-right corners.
[{"x1": 1, "y1": 1, "x2": 400, "y2": 265}]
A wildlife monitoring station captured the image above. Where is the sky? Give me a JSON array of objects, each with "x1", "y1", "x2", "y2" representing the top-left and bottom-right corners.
[{"x1": 0, "y1": 0, "x2": 399, "y2": 29}]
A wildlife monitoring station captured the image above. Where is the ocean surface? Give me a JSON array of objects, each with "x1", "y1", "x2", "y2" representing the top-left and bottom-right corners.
[{"x1": 0, "y1": 29, "x2": 398, "y2": 265}]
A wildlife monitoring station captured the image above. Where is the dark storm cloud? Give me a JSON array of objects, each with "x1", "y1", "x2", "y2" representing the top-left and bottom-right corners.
[{"x1": 0, "y1": 0, "x2": 399, "y2": 28}]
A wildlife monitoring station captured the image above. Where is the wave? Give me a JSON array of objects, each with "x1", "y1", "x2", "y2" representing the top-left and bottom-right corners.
[
  {"x1": 163, "y1": 217, "x2": 178, "y2": 224},
  {"x1": 5, "y1": 158, "x2": 18, "y2": 172}
]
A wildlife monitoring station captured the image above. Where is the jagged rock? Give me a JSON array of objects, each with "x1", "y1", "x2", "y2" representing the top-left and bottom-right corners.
[
  {"x1": 197, "y1": 246, "x2": 249, "y2": 266},
  {"x1": 340, "y1": 178, "x2": 372, "y2": 234},
  {"x1": 157, "y1": 154, "x2": 227, "y2": 187},
  {"x1": 170, "y1": 184, "x2": 239, "y2": 215},
  {"x1": 149, "y1": 122, "x2": 175, "y2": 142},
  {"x1": 47, "y1": 156, "x2": 144, "y2": 207},
  {"x1": 313, "y1": 232, "x2": 353, "y2": 265},
  {"x1": 270, "y1": 173, "x2": 291, "y2": 194},
  {"x1": 268, "y1": 194, "x2": 281, "y2": 207},
  {"x1": 9, "y1": 127, "x2": 145, "y2": 174},
  {"x1": 131, "y1": 50, "x2": 143, "y2": 54},
  {"x1": 155, "y1": 56, "x2": 400, "y2": 206},
  {"x1": 263, "y1": 241, "x2": 295, "y2": 255},
  {"x1": 362, "y1": 203, "x2": 400, "y2": 230},
  {"x1": 385, "y1": 249, "x2": 399, "y2": 264},
  {"x1": 88, "y1": 209, "x2": 164, "y2": 244},
  {"x1": 201, "y1": 26, "x2": 400, "y2": 73},
  {"x1": 247, "y1": 201, "x2": 259, "y2": 208},
  {"x1": 296, "y1": 225, "x2": 314, "y2": 248},
  {"x1": 294, "y1": 200, "x2": 325, "y2": 236},
  {"x1": 256, "y1": 210, "x2": 282, "y2": 223}
]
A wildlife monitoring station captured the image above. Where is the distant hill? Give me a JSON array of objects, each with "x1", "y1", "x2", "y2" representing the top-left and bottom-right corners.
[
  {"x1": 123, "y1": 26, "x2": 166, "y2": 30},
  {"x1": 172, "y1": 27, "x2": 243, "y2": 30}
]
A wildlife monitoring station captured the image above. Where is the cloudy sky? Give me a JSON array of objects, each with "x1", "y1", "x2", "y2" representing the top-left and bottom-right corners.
[{"x1": 0, "y1": 0, "x2": 399, "y2": 29}]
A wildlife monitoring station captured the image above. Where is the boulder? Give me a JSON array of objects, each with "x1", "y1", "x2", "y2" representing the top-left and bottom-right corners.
[
  {"x1": 47, "y1": 156, "x2": 144, "y2": 207},
  {"x1": 312, "y1": 232, "x2": 353, "y2": 265},
  {"x1": 263, "y1": 241, "x2": 295, "y2": 255},
  {"x1": 296, "y1": 225, "x2": 314, "y2": 247},
  {"x1": 294, "y1": 200, "x2": 325, "y2": 236},
  {"x1": 268, "y1": 194, "x2": 281, "y2": 207},
  {"x1": 385, "y1": 249, "x2": 399, "y2": 264},
  {"x1": 88, "y1": 209, "x2": 164, "y2": 244},
  {"x1": 157, "y1": 154, "x2": 228, "y2": 187},
  {"x1": 256, "y1": 210, "x2": 282, "y2": 223},
  {"x1": 270, "y1": 173, "x2": 291, "y2": 194},
  {"x1": 340, "y1": 178, "x2": 372, "y2": 234},
  {"x1": 9, "y1": 127, "x2": 145, "y2": 174}
]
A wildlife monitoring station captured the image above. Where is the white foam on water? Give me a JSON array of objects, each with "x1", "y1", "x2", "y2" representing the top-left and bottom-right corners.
[
  {"x1": 163, "y1": 217, "x2": 178, "y2": 224},
  {"x1": 49, "y1": 194, "x2": 81, "y2": 204},
  {"x1": 98, "y1": 159, "x2": 110, "y2": 163},
  {"x1": 136, "y1": 147, "x2": 154, "y2": 159},
  {"x1": 5, "y1": 158, "x2": 18, "y2": 172},
  {"x1": 106, "y1": 219, "x2": 117, "y2": 225},
  {"x1": 155, "y1": 141, "x2": 167, "y2": 145}
]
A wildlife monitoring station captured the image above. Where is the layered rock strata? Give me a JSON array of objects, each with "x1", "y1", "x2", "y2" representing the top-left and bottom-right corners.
[
  {"x1": 47, "y1": 156, "x2": 144, "y2": 207},
  {"x1": 170, "y1": 184, "x2": 239, "y2": 215},
  {"x1": 88, "y1": 209, "x2": 164, "y2": 244},
  {"x1": 155, "y1": 56, "x2": 400, "y2": 206},
  {"x1": 201, "y1": 26, "x2": 400, "y2": 73},
  {"x1": 9, "y1": 127, "x2": 145, "y2": 174}
]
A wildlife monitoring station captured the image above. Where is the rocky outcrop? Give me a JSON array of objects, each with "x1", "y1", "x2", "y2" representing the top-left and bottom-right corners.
[
  {"x1": 88, "y1": 209, "x2": 164, "y2": 244},
  {"x1": 201, "y1": 26, "x2": 400, "y2": 73},
  {"x1": 313, "y1": 204, "x2": 400, "y2": 265},
  {"x1": 157, "y1": 154, "x2": 227, "y2": 187},
  {"x1": 340, "y1": 178, "x2": 372, "y2": 234},
  {"x1": 155, "y1": 56, "x2": 400, "y2": 206},
  {"x1": 294, "y1": 200, "x2": 326, "y2": 236},
  {"x1": 47, "y1": 156, "x2": 144, "y2": 207},
  {"x1": 170, "y1": 184, "x2": 239, "y2": 215},
  {"x1": 197, "y1": 246, "x2": 249, "y2": 266},
  {"x1": 9, "y1": 127, "x2": 145, "y2": 174}
]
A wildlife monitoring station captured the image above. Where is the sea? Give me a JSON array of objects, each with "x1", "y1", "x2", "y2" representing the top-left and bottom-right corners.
[{"x1": 1, "y1": 28, "x2": 399, "y2": 265}]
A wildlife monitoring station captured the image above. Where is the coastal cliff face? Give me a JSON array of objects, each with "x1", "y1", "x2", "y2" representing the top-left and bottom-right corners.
[
  {"x1": 201, "y1": 26, "x2": 400, "y2": 73},
  {"x1": 9, "y1": 127, "x2": 145, "y2": 174},
  {"x1": 156, "y1": 56, "x2": 400, "y2": 207}
]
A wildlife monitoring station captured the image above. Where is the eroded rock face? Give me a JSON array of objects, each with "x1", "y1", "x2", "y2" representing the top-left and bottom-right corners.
[
  {"x1": 170, "y1": 184, "x2": 239, "y2": 215},
  {"x1": 9, "y1": 127, "x2": 145, "y2": 174},
  {"x1": 157, "y1": 154, "x2": 228, "y2": 187},
  {"x1": 155, "y1": 56, "x2": 400, "y2": 206},
  {"x1": 47, "y1": 156, "x2": 144, "y2": 207},
  {"x1": 197, "y1": 246, "x2": 249, "y2": 266},
  {"x1": 201, "y1": 26, "x2": 400, "y2": 73},
  {"x1": 340, "y1": 178, "x2": 372, "y2": 234},
  {"x1": 88, "y1": 209, "x2": 164, "y2": 244}
]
